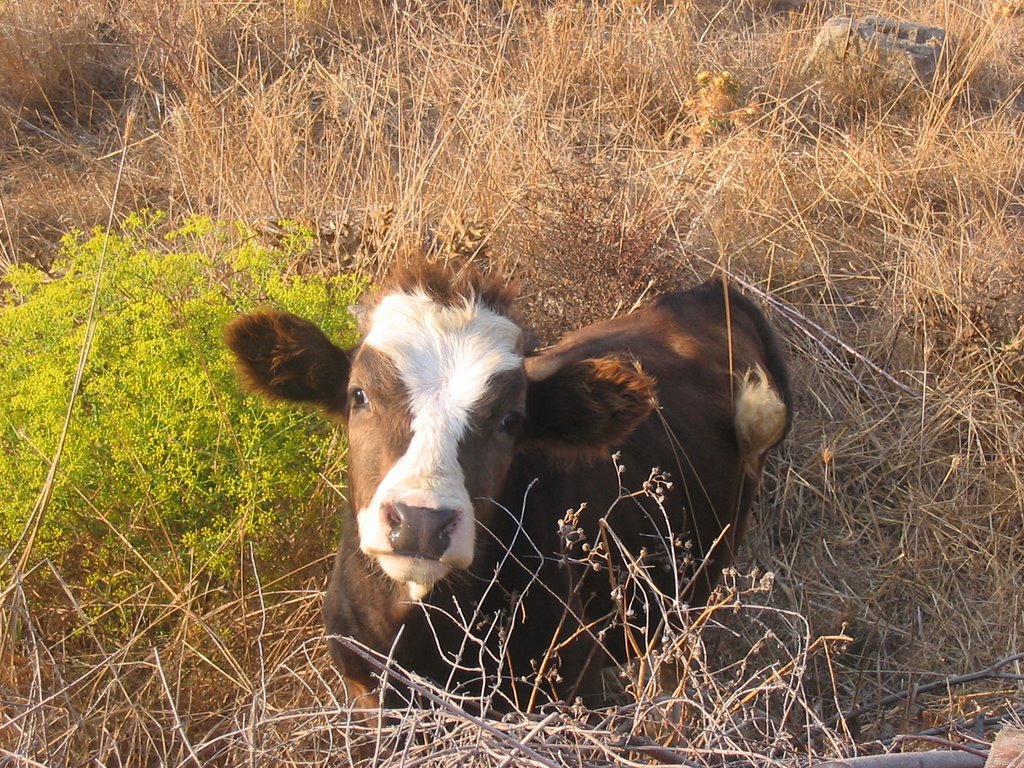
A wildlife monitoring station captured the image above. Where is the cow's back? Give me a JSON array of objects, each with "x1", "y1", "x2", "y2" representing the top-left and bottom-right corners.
[{"x1": 499, "y1": 279, "x2": 790, "y2": 693}]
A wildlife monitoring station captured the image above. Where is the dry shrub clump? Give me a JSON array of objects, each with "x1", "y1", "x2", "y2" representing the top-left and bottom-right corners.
[
  {"x1": 3, "y1": 0, "x2": 1024, "y2": 764},
  {"x1": 5, "y1": 516, "x2": 859, "y2": 766}
]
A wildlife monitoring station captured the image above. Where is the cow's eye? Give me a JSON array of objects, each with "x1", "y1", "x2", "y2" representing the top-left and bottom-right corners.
[
  {"x1": 350, "y1": 388, "x2": 369, "y2": 409},
  {"x1": 499, "y1": 412, "x2": 521, "y2": 435}
]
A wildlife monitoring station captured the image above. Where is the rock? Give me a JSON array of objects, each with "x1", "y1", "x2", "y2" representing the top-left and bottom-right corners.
[{"x1": 802, "y1": 15, "x2": 948, "y2": 88}]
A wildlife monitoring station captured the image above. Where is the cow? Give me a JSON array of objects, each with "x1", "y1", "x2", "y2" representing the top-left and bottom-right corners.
[{"x1": 226, "y1": 260, "x2": 791, "y2": 710}]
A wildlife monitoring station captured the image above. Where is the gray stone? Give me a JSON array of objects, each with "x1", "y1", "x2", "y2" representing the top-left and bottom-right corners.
[{"x1": 802, "y1": 15, "x2": 948, "y2": 88}]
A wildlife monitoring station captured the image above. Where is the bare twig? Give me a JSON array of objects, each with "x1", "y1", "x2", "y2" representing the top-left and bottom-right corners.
[
  {"x1": 495, "y1": 712, "x2": 560, "y2": 768},
  {"x1": 800, "y1": 652, "x2": 1024, "y2": 744},
  {"x1": 153, "y1": 646, "x2": 204, "y2": 768},
  {"x1": 890, "y1": 706, "x2": 1024, "y2": 745},
  {"x1": 620, "y1": 735, "x2": 703, "y2": 767}
]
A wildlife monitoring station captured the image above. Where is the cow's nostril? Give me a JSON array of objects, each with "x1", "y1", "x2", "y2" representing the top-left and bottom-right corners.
[{"x1": 384, "y1": 502, "x2": 402, "y2": 531}]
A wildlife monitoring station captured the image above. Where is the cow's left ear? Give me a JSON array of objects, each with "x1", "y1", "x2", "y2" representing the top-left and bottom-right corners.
[
  {"x1": 522, "y1": 355, "x2": 656, "y2": 459},
  {"x1": 225, "y1": 310, "x2": 351, "y2": 415}
]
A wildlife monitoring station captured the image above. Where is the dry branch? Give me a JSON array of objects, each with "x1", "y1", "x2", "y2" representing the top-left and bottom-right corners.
[
  {"x1": 340, "y1": 639, "x2": 563, "y2": 768},
  {"x1": 812, "y1": 752, "x2": 987, "y2": 768},
  {"x1": 899, "y1": 709, "x2": 1024, "y2": 746}
]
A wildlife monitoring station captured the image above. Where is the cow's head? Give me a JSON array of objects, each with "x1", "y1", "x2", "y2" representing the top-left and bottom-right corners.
[{"x1": 226, "y1": 264, "x2": 654, "y2": 599}]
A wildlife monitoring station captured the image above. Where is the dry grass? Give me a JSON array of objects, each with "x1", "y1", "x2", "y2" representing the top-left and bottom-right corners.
[
  {"x1": 2, "y1": 0, "x2": 1024, "y2": 764},
  {"x1": 1, "y1": 561, "x2": 854, "y2": 766}
]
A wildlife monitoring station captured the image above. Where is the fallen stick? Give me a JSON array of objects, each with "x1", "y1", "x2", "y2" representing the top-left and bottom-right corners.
[{"x1": 813, "y1": 752, "x2": 987, "y2": 768}]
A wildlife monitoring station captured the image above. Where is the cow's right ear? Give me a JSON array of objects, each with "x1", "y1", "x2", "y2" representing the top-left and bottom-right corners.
[
  {"x1": 225, "y1": 310, "x2": 351, "y2": 414},
  {"x1": 521, "y1": 355, "x2": 656, "y2": 460}
]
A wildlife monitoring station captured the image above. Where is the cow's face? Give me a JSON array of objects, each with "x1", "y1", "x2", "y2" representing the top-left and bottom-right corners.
[
  {"x1": 226, "y1": 270, "x2": 655, "y2": 599},
  {"x1": 343, "y1": 290, "x2": 526, "y2": 597}
]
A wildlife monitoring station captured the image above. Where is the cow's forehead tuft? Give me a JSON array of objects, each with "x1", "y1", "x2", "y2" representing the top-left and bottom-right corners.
[{"x1": 384, "y1": 260, "x2": 517, "y2": 315}]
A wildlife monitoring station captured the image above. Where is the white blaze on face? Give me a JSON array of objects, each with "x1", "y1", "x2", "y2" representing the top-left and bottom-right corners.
[{"x1": 358, "y1": 290, "x2": 523, "y2": 596}]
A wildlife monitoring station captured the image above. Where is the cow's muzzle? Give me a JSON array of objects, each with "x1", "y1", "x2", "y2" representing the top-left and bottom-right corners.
[{"x1": 384, "y1": 501, "x2": 459, "y2": 561}]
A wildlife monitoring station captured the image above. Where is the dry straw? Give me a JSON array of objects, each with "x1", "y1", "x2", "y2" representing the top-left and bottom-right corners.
[{"x1": 3, "y1": 0, "x2": 1023, "y2": 764}]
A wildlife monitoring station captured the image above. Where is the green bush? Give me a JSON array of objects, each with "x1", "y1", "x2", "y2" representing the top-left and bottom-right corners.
[{"x1": 0, "y1": 212, "x2": 363, "y2": 596}]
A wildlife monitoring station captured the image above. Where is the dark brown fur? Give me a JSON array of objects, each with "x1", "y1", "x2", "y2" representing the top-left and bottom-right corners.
[
  {"x1": 522, "y1": 357, "x2": 656, "y2": 457},
  {"x1": 226, "y1": 265, "x2": 792, "y2": 710}
]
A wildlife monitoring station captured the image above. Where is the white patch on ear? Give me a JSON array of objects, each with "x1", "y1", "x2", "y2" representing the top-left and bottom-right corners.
[
  {"x1": 357, "y1": 290, "x2": 524, "y2": 587},
  {"x1": 734, "y1": 365, "x2": 787, "y2": 477}
]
